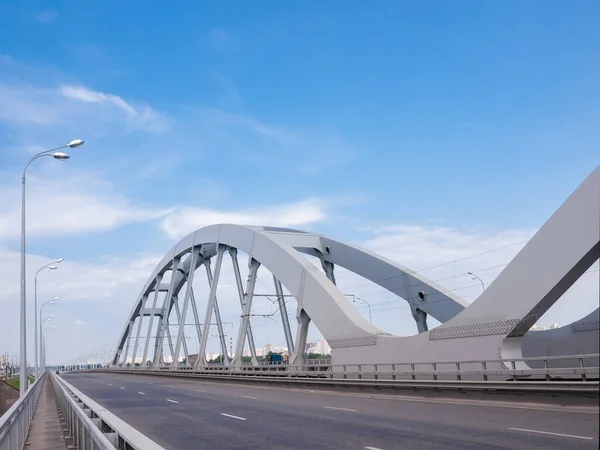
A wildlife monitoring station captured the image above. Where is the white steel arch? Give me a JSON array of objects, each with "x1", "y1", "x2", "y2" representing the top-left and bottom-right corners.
[{"x1": 113, "y1": 164, "x2": 599, "y2": 368}]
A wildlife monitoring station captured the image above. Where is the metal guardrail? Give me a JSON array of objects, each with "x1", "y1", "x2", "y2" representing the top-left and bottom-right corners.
[
  {"x1": 99, "y1": 369, "x2": 600, "y2": 395},
  {"x1": 0, "y1": 374, "x2": 44, "y2": 450},
  {"x1": 51, "y1": 372, "x2": 166, "y2": 450},
  {"x1": 100, "y1": 353, "x2": 600, "y2": 383}
]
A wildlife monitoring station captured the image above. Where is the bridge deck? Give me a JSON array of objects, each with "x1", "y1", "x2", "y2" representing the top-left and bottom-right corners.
[{"x1": 26, "y1": 377, "x2": 66, "y2": 450}]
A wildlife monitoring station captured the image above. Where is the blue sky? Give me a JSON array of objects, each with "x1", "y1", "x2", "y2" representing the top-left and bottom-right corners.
[{"x1": 0, "y1": 1, "x2": 598, "y2": 364}]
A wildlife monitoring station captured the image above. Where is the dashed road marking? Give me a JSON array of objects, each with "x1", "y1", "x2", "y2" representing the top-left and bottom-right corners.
[
  {"x1": 138, "y1": 392, "x2": 146, "y2": 395},
  {"x1": 241, "y1": 396, "x2": 258, "y2": 400},
  {"x1": 166, "y1": 399, "x2": 179, "y2": 404},
  {"x1": 196, "y1": 389, "x2": 205, "y2": 392},
  {"x1": 221, "y1": 413, "x2": 246, "y2": 421},
  {"x1": 365, "y1": 447, "x2": 385, "y2": 450},
  {"x1": 324, "y1": 406, "x2": 357, "y2": 412},
  {"x1": 507, "y1": 428, "x2": 593, "y2": 440},
  {"x1": 108, "y1": 384, "x2": 112, "y2": 386},
  {"x1": 120, "y1": 387, "x2": 125, "y2": 390}
]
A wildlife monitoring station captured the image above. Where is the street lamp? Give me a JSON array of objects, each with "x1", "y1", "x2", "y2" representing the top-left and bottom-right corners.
[
  {"x1": 468, "y1": 271, "x2": 485, "y2": 294},
  {"x1": 42, "y1": 328, "x2": 53, "y2": 373},
  {"x1": 40, "y1": 312, "x2": 54, "y2": 372},
  {"x1": 34, "y1": 260, "x2": 62, "y2": 378},
  {"x1": 40, "y1": 298, "x2": 57, "y2": 374},
  {"x1": 20, "y1": 139, "x2": 84, "y2": 395},
  {"x1": 345, "y1": 294, "x2": 372, "y2": 324}
]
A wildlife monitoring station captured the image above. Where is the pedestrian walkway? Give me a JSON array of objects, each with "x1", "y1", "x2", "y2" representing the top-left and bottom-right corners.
[{"x1": 25, "y1": 377, "x2": 66, "y2": 450}]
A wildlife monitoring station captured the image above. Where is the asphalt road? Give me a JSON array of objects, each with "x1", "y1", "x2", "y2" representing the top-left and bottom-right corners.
[{"x1": 61, "y1": 372, "x2": 599, "y2": 450}]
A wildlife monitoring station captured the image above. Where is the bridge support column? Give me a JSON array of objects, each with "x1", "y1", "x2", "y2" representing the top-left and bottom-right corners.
[
  {"x1": 232, "y1": 257, "x2": 260, "y2": 367},
  {"x1": 142, "y1": 274, "x2": 163, "y2": 366},
  {"x1": 197, "y1": 245, "x2": 229, "y2": 366},
  {"x1": 230, "y1": 248, "x2": 259, "y2": 366},
  {"x1": 291, "y1": 308, "x2": 310, "y2": 366},
  {"x1": 131, "y1": 295, "x2": 148, "y2": 366},
  {"x1": 154, "y1": 256, "x2": 181, "y2": 366},
  {"x1": 274, "y1": 275, "x2": 294, "y2": 355},
  {"x1": 411, "y1": 307, "x2": 428, "y2": 333},
  {"x1": 173, "y1": 249, "x2": 199, "y2": 365}
]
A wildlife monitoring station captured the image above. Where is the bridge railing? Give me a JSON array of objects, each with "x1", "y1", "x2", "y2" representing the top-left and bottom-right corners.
[
  {"x1": 0, "y1": 374, "x2": 44, "y2": 450},
  {"x1": 51, "y1": 372, "x2": 165, "y2": 449},
  {"x1": 95, "y1": 353, "x2": 599, "y2": 383}
]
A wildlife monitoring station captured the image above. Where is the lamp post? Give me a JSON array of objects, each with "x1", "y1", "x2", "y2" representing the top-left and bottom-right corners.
[
  {"x1": 345, "y1": 294, "x2": 372, "y2": 324},
  {"x1": 40, "y1": 298, "x2": 57, "y2": 374},
  {"x1": 34, "y1": 261, "x2": 62, "y2": 378},
  {"x1": 39, "y1": 315, "x2": 54, "y2": 374},
  {"x1": 468, "y1": 271, "x2": 485, "y2": 294},
  {"x1": 42, "y1": 328, "x2": 53, "y2": 373},
  {"x1": 20, "y1": 139, "x2": 84, "y2": 395}
]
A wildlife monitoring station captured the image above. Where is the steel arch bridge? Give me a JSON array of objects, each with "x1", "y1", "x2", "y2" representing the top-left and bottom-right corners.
[{"x1": 112, "y1": 165, "x2": 600, "y2": 368}]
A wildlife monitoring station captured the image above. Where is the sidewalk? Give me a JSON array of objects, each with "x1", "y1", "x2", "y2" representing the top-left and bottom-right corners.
[{"x1": 25, "y1": 377, "x2": 66, "y2": 450}]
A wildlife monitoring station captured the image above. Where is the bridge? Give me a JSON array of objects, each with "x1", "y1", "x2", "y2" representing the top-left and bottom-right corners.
[{"x1": 1, "y1": 165, "x2": 599, "y2": 450}]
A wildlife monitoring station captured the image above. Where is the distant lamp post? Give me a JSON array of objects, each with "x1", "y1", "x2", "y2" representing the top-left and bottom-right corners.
[
  {"x1": 345, "y1": 294, "x2": 372, "y2": 324},
  {"x1": 34, "y1": 260, "x2": 62, "y2": 378},
  {"x1": 468, "y1": 271, "x2": 485, "y2": 294},
  {"x1": 20, "y1": 139, "x2": 84, "y2": 395}
]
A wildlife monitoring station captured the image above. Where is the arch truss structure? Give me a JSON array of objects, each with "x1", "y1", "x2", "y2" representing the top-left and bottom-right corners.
[{"x1": 113, "y1": 165, "x2": 599, "y2": 367}]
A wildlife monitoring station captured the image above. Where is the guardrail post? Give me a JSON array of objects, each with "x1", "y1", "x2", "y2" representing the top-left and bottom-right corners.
[
  {"x1": 456, "y1": 362, "x2": 461, "y2": 381},
  {"x1": 432, "y1": 363, "x2": 437, "y2": 381},
  {"x1": 374, "y1": 364, "x2": 378, "y2": 380},
  {"x1": 482, "y1": 361, "x2": 488, "y2": 381},
  {"x1": 511, "y1": 360, "x2": 517, "y2": 381},
  {"x1": 579, "y1": 358, "x2": 587, "y2": 381},
  {"x1": 544, "y1": 358, "x2": 550, "y2": 381},
  {"x1": 358, "y1": 365, "x2": 362, "y2": 380},
  {"x1": 392, "y1": 364, "x2": 396, "y2": 380},
  {"x1": 343, "y1": 365, "x2": 347, "y2": 379},
  {"x1": 410, "y1": 364, "x2": 415, "y2": 381}
]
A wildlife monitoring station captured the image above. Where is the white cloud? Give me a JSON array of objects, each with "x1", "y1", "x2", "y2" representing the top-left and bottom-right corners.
[
  {"x1": 0, "y1": 81, "x2": 170, "y2": 133},
  {"x1": 0, "y1": 168, "x2": 171, "y2": 240},
  {"x1": 160, "y1": 198, "x2": 328, "y2": 240}
]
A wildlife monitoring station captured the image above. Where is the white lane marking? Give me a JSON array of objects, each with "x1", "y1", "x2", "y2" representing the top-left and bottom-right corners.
[
  {"x1": 196, "y1": 389, "x2": 205, "y2": 392},
  {"x1": 108, "y1": 384, "x2": 112, "y2": 386},
  {"x1": 167, "y1": 385, "x2": 174, "y2": 388},
  {"x1": 147, "y1": 382, "x2": 153, "y2": 385},
  {"x1": 507, "y1": 428, "x2": 593, "y2": 440},
  {"x1": 220, "y1": 413, "x2": 247, "y2": 421},
  {"x1": 120, "y1": 387, "x2": 126, "y2": 390},
  {"x1": 365, "y1": 447, "x2": 384, "y2": 450},
  {"x1": 166, "y1": 399, "x2": 179, "y2": 404},
  {"x1": 138, "y1": 392, "x2": 146, "y2": 395},
  {"x1": 241, "y1": 396, "x2": 258, "y2": 399},
  {"x1": 324, "y1": 406, "x2": 357, "y2": 412}
]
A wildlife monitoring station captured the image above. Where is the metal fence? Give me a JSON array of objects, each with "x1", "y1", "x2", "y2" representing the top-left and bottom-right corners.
[
  {"x1": 51, "y1": 373, "x2": 165, "y2": 450},
  {"x1": 0, "y1": 374, "x2": 44, "y2": 450},
  {"x1": 99, "y1": 353, "x2": 600, "y2": 382}
]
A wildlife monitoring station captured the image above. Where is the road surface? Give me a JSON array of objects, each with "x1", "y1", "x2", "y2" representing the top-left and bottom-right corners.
[{"x1": 61, "y1": 372, "x2": 599, "y2": 450}]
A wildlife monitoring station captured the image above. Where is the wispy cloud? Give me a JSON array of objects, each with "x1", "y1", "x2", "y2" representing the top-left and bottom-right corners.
[
  {"x1": 59, "y1": 84, "x2": 171, "y2": 133},
  {"x1": 35, "y1": 10, "x2": 59, "y2": 24},
  {"x1": 0, "y1": 80, "x2": 170, "y2": 133},
  {"x1": 160, "y1": 198, "x2": 328, "y2": 239},
  {"x1": 0, "y1": 168, "x2": 171, "y2": 240}
]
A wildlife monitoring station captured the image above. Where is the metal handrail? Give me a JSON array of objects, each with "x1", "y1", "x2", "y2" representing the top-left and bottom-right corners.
[
  {"x1": 51, "y1": 373, "x2": 166, "y2": 450},
  {"x1": 0, "y1": 374, "x2": 44, "y2": 450}
]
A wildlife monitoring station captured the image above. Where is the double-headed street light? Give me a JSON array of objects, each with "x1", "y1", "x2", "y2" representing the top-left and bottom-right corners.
[
  {"x1": 35, "y1": 261, "x2": 62, "y2": 378},
  {"x1": 20, "y1": 139, "x2": 84, "y2": 396}
]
